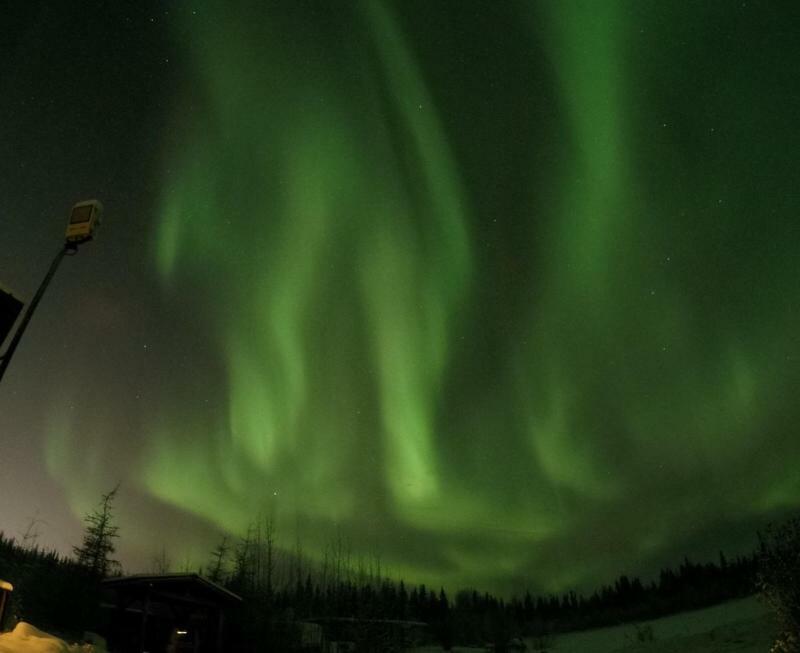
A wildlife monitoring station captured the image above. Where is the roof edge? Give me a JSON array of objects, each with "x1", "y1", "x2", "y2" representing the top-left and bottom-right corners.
[{"x1": 102, "y1": 573, "x2": 241, "y2": 602}]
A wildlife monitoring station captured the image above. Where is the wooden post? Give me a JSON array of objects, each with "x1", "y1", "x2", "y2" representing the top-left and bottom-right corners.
[
  {"x1": 0, "y1": 589, "x2": 7, "y2": 629},
  {"x1": 215, "y1": 610, "x2": 225, "y2": 653},
  {"x1": 0, "y1": 581, "x2": 13, "y2": 632},
  {"x1": 140, "y1": 585, "x2": 151, "y2": 653}
]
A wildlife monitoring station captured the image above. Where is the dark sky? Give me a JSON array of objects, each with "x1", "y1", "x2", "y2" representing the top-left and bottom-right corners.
[{"x1": 1, "y1": 0, "x2": 799, "y2": 596}]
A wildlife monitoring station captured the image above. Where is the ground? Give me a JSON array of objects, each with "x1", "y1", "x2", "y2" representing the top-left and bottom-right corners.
[
  {"x1": 409, "y1": 596, "x2": 779, "y2": 653},
  {"x1": 0, "y1": 595, "x2": 778, "y2": 652}
]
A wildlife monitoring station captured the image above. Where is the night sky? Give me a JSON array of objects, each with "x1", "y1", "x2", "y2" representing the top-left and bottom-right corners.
[{"x1": 1, "y1": 1, "x2": 799, "y2": 596}]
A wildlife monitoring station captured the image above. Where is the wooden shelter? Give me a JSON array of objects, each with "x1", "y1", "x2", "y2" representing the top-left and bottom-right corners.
[{"x1": 100, "y1": 573, "x2": 241, "y2": 653}]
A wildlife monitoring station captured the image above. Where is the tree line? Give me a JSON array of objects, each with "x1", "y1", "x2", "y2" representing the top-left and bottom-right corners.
[
  {"x1": 213, "y1": 520, "x2": 759, "y2": 649},
  {"x1": 1, "y1": 487, "x2": 797, "y2": 652}
]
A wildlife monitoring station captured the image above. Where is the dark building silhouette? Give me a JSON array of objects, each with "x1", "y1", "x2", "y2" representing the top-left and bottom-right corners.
[
  {"x1": 100, "y1": 573, "x2": 241, "y2": 653},
  {"x1": 0, "y1": 288, "x2": 23, "y2": 347}
]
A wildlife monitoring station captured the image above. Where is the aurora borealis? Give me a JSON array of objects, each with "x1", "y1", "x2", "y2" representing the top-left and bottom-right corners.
[{"x1": 1, "y1": 1, "x2": 799, "y2": 596}]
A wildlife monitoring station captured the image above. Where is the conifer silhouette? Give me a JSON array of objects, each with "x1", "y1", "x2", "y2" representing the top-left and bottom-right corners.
[{"x1": 72, "y1": 485, "x2": 121, "y2": 578}]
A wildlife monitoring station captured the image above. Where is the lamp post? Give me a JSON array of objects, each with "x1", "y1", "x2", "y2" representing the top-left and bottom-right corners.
[{"x1": 0, "y1": 200, "x2": 103, "y2": 384}]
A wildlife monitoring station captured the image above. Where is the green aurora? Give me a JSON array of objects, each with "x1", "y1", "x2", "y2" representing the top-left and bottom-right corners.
[{"x1": 37, "y1": 0, "x2": 800, "y2": 594}]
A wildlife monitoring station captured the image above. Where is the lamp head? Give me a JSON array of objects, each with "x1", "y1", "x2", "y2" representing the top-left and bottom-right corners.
[{"x1": 65, "y1": 199, "x2": 103, "y2": 244}]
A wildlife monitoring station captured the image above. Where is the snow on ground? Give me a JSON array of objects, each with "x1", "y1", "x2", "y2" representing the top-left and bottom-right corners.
[
  {"x1": 543, "y1": 596, "x2": 776, "y2": 653},
  {"x1": 0, "y1": 622, "x2": 105, "y2": 653},
  {"x1": 408, "y1": 596, "x2": 779, "y2": 653}
]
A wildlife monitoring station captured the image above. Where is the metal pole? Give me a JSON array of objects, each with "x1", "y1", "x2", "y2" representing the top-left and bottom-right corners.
[{"x1": 0, "y1": 242, "x2": 76, "y2": 383}]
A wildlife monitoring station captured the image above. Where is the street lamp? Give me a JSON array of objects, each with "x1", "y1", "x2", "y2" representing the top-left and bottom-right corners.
[
  {"x1": 0, "y1": 200, "x2": 103, "y2": 384},
  {"x1": 66, "y1": 199, "x2": 103, "y2": 244}
]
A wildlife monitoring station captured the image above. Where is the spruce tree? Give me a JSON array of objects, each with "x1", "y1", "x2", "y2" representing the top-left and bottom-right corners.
[
  {"x1": 208, "y1": 535, "x2": 230, "y2": 584},
  {"x1": 72, "y1": 485, "x2": 121, "y2": 578}
]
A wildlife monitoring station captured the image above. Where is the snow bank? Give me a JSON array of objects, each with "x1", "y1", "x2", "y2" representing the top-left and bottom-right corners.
[{"x1": 0, "y1": 622, "x2": 105, "y2": 653}]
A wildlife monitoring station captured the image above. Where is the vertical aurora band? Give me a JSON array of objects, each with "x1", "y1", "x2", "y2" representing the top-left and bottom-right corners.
[{"x1": 148, "y1": 0, "x2": 472, "y2": 540}]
